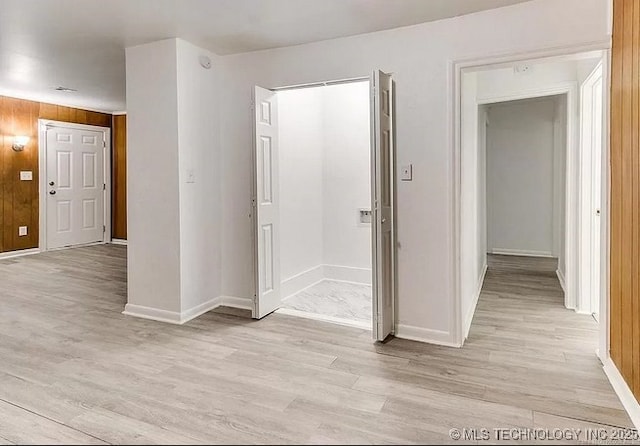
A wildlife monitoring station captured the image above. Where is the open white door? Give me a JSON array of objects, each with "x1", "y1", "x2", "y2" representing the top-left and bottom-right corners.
[
  {"x1": 371, "y1": 70, "x2": 396, "y2": 341},
  {"x1": 578, "y1": 63, "x2": 603, "y2": 319},
  {"x1": 252, "y1": 86, "x2": 281, "y2": 318}
]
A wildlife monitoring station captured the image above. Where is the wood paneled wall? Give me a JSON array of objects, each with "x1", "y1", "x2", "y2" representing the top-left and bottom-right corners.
[
  {"x1": 610, "y1": 0, "x2": 640, "y2": 400},
  {"x1": 112, "y1": 115, "x2": 127, "y2": 240},
  {"x1": 0, "y1": 96, "x2": 112, "y2": 253}
]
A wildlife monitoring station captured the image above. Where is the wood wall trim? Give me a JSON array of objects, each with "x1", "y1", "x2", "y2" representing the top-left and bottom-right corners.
[
  {"x1": 610, "y1": 0, "x2": 640, "y2": 400},
  {"x1": 112, "y1": 115, "x2": 127, "y2": 240}
]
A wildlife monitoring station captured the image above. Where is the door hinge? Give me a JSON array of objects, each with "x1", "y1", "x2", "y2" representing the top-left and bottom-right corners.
[
  {"x1": 103, "y1": 140, "x2": 106, "y2": 148},
  {"x1": 103, "y1": 183, "x2": 106, "y2": 191},
  {"x1": 103, "y1": 225, "x2": 106, "y2": 233}
]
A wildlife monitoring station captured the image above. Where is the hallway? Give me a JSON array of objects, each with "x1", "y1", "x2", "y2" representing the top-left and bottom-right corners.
[{"x1": 0, "y1": 246, "x2": 632, "y2": 444}]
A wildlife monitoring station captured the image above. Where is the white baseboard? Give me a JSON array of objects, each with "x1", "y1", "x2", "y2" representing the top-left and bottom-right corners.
[
  {"x1": 281, "y1": 265, "x2": 324, "y2": 299},
  {"x1": 395, "y1": 324, "x2": 461, "y2": 348},
  {"x1": 122, "y1": 304, "x2": 185, "y2": 324},
  {"x1": 323, "y1": 264, "x2": 372, "y2": 285},
  {"x1": 180, "y1": 297, "x2": 224, "y2": 322},
  {"x1": 276, "y1": 307, "x2": 371, "y2": 330},
  {"x1": 111, "y1": 239, "x2": 128, "y2": 246},
  {"x1": 218, "y1": 295, "x2": 254, "y2": 311},
  {"x1": 0, "y1": 248, "x2": 41, "y2": 260},
  {"x1": 556, "y1": 268, "x2": 566, "y2": 293},
  {"x1": 464, "y1": 262, "x2": 487, "y2": 340},
  {"x1": 490, "y1": 248, "x2": 554, "y2": 258},
  {"x1": 123, "y1": 295, "x2": 255, "y2": 324},
  {"x1": 603, "y1": 358, "x2": 640, "y2": 429}
]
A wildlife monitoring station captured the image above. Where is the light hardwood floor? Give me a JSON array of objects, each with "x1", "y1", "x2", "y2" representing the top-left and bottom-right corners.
[{"x1": 0, "y1": 247, "x2": 633, "y2": 444}]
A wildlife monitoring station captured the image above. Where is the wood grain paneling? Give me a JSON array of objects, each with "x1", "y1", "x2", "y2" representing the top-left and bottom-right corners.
[
  {"x1": 610, "y1": 0, "x2": 640, "y2": 400},
  {"x1": 0, "y1": 95, "x2": 113, "y2": 253},
  {"x1": 112, "y1": 115, "x2": 127, "y2": 240}
]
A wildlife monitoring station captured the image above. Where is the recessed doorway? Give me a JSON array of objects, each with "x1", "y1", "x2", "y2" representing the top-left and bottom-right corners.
[{"x1": 251, "y1": 72, "x2": 396, "y2": 341}]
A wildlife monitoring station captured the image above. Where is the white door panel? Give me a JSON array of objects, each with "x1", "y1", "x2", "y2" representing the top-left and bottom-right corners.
[
  {"x1": 253, "y1": 86, "x2": 281, "y2": 318},
  {"x1": 371, "y1": 70, "x2": 396, "y2": 341},
  {"x1": 46, "y1": 126, "x2": 105, "y2": 249}
]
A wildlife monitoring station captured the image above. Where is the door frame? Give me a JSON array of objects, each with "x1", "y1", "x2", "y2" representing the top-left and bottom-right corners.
[
  {"x1": 250, "y1": 76, "x2": 396, "y2": 336},
  {"x1": 450, "y1": 40, "x2": 611, "y2": 349},
  {"x1": 38, "y1": 119, "x2": 112, "y2": 251}
]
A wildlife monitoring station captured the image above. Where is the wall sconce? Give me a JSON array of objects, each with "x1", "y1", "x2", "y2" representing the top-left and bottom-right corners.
[{"x1": 12, "y1": 136, "x2": 29, "y2": 152}]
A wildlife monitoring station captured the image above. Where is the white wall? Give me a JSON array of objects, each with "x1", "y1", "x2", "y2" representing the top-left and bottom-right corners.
[
  {"x1": 125, "y1": 38, "x2": 221, "y2": 320},
  {"x1": 322, "y1": 82, "x2": 371, "y2": 272},
  {"x1": 218, "y1": 0, "x2": 610, "y2": 344},
  {"x1": 486, "y1": 97, "x2": 558, "y2": 256},
  {"x1": 278, "y1": 82, "x2": 371, "y2": 294},
  {"x1": 176, "y1": 39, "x2": 222, "y2": 312},
  {"x1": 126, "y1": 39, "x2": 182, "y2": 313},
  {"x1": 278, "y1": 87, "x2": 325, "y2": 282}
]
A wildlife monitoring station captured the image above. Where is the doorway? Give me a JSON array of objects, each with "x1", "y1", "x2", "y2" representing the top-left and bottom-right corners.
[
  {"x1": 456, "y1": 50, "x2": 608, "y2": 348},
  {"x1": 39, "y1": 120, "x2": 111, "y2": 251},
  {"x1": 251, "y1": 71, "x2": 396, "y2": 341}
]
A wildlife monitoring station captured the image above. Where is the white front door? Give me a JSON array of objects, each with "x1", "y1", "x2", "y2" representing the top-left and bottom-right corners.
[
  {"x1": 371, "y1": 70, "x2": 396, "y2": 341},
  {"x1": 252, "y1": 86, "x2": 281, "y2": 318},
  {"x1": 46, "y1": 125, "x2": 106, "y2": 249}
]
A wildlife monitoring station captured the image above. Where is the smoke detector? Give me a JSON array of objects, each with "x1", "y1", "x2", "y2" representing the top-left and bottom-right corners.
[{"x1": 513, "y1": 64, "x2": 531, "y2": 74}]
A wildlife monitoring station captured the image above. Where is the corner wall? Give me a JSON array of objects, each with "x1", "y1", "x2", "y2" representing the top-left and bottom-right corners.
[{"x1": 125, "y1": 38, "x2": 222, "y2": 320}]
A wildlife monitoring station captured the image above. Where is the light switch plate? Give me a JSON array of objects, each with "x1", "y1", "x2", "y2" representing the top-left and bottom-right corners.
[
  {"x1": 20, "y1": 171, "x2": 33, "y2": 181},
  {"x1": 18, "y1": 226, "x2": 27, "y2": 237},
  {"x1": 400, "y1": 164, "x2": 413, "y2": 181},
  {"x1": 186, "y1": 168, "x2": 196, "y2": 184}
]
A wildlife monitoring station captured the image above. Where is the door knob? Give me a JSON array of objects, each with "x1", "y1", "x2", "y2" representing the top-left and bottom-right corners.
[
  {"x1": 382, "y1": 218, "x2": 387, "y2": 223},
  {"x1": 49, "y1": 181, "x2": 55, "y2": 186},
  {"x1": 49, "y1": 190, "x2": 56, "y2": 195}
]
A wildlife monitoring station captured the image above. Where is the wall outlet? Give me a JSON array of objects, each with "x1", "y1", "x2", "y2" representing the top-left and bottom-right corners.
[
  {"x1": 20, "y1": 171, "x2": 33, "y2": 181},
  {"x1": 400, "y1": 164, "x2": 413, "y2": 181},
  {"x1": 18, "y1": 226, "x2": 28, "y2": 237}
]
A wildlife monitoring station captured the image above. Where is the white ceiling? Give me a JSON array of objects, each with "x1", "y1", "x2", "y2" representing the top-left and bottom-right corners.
[{"x1": 0, "y1": 0, "x2": 531, "y2": 112}]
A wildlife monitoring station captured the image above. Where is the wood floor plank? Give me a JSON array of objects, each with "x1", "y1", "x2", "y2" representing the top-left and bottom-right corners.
[{"x1": 0, "y1": 246, "x2": 633, "y2": 444}]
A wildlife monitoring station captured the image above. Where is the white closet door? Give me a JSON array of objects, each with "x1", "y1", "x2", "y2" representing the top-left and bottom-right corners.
[
  {"x1": 371, "y1": 70, "x2": 396, "y2": 341},
  {"x1": 253, "y1": 86, "x2": 282, "y2": 318}
]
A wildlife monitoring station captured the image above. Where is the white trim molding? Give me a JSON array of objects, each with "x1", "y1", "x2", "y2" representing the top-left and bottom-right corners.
[
  {"x1": 218, "y1": 296, "x2": 254, "y2": 311},
  {"x1": 281, "y1": 265, "x2": 324, "y2": 299},
  {"x1": 556, "y1": 268, "x2": 567, "y2": 294},
  {"x1": 0, "y1": 248, "x2": 41, "y2": 260},
  {"x1": 323, "y1": 264, "x2": 372, "y2": 285},
  {"x1": 489, "y1": 248, "x2": 554, "y2": 258},
  {"x1": 123, "y1": 296, "x2": 222, "y2": 324},
  {"x1": 276, "y1": 308, "x2": 370, "y2": 330},
  {"x1": 111, "y1": 239, "x2": 128, "y2": 246},
  {"x1": 123, "y1": 295, "x2": 254, "y2": 324},
  {"x1": 38, "y1": 120, "x2": 112, "y2": 251},
  {"x1": 603, "y1": 359, "x2": 640, "y2": 429},
  {"x1": 463, "y1": 262, "x2": 487, "y2": 340},
  {"x1": 395, "y1": 324, "x2": 461, "y2": 348}
]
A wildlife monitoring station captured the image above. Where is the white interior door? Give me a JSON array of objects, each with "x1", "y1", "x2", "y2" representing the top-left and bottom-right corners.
[
  {"x1": 46, "y1": 125, "x2": 105, "y2": 249},
  {"x1": 371, "y1": 70, "x2": 395, "y2": 341},
  {"x1": 590, "y1": 67, "x2": 603, "y2": 321},
  {"x1": 578, "y1": 63, "x2": 603, "y2": 318},
  {"x1": 253, "y1": 86, "x2": 281, "y2": 318}
]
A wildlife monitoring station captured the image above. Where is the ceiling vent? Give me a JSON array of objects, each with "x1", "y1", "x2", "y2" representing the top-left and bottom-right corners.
[{"x1": 54, "y1": 86, "x2": 77, "y2": 92}]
